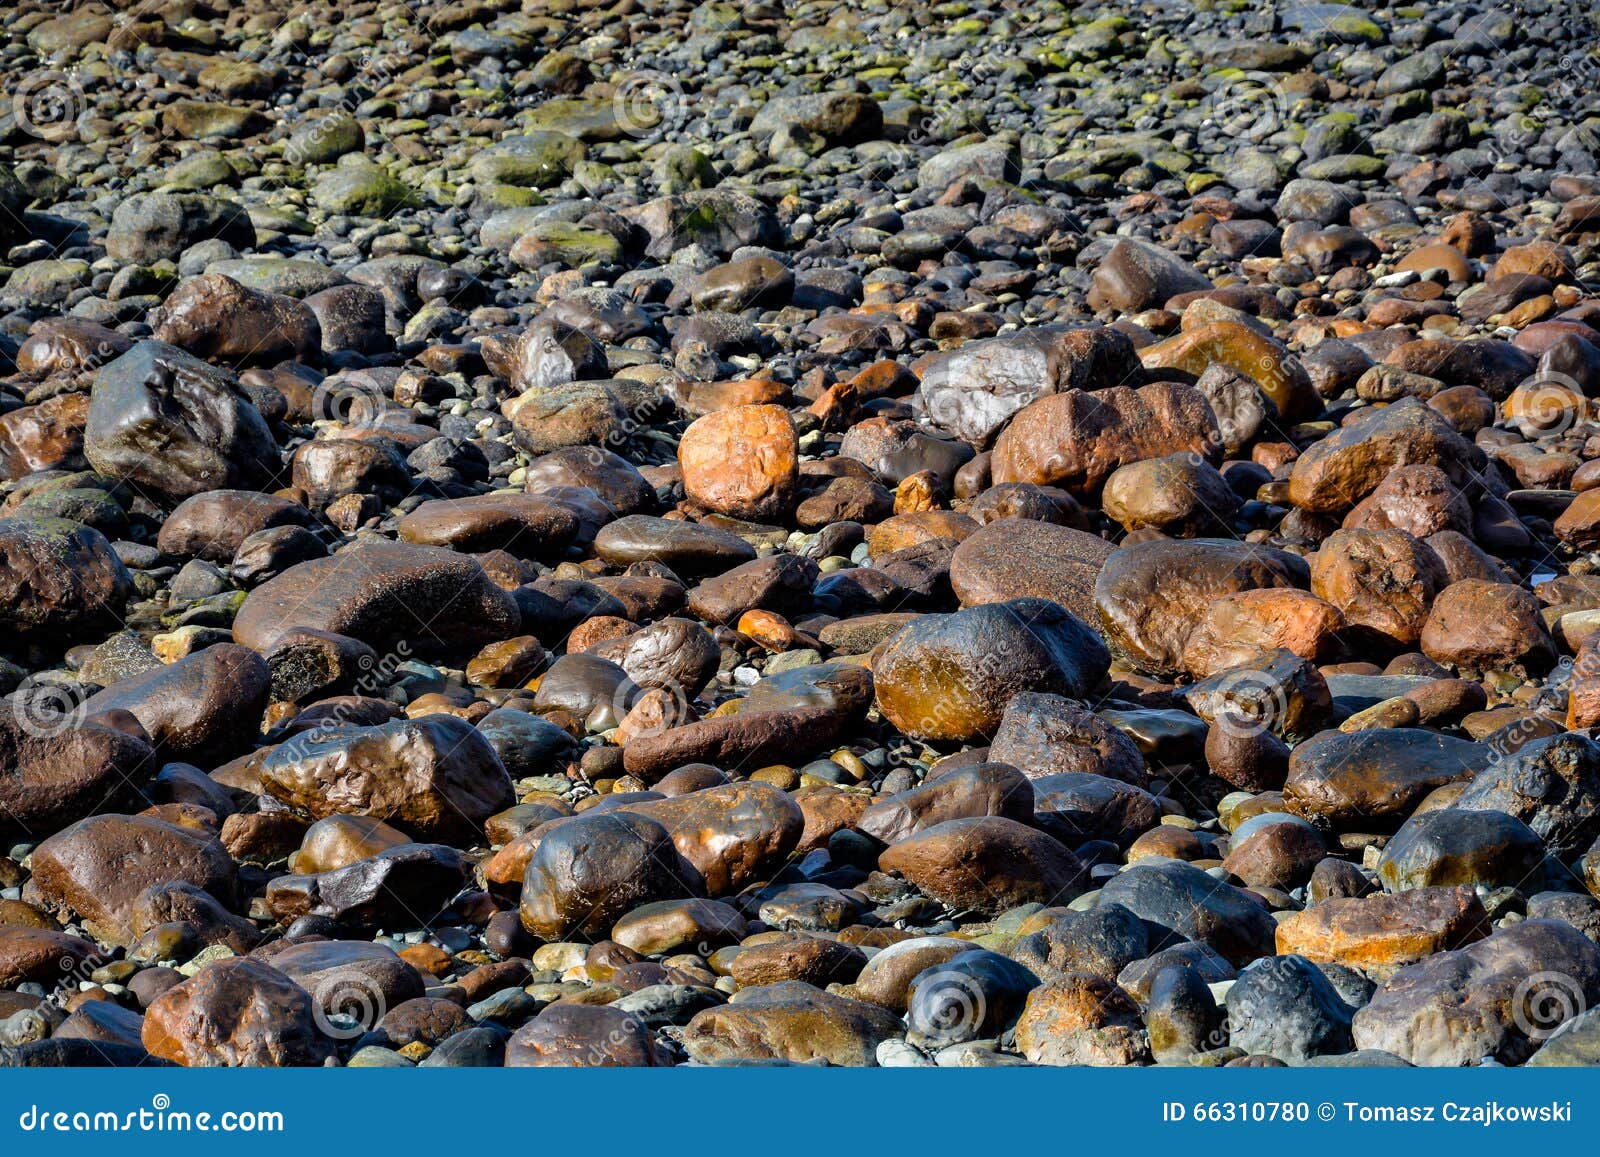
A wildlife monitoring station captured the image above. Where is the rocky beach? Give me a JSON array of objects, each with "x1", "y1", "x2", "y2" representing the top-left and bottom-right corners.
[{"x1": 0, "y1": 0, "x2": 1598, "y2": 1069}]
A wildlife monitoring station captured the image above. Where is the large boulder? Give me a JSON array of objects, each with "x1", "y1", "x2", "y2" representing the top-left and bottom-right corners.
[
  {"x1": 1452, "y1": 732, "x2": 1600, "y2": 857},
  {"x1": 682, "y1": 981, "x2": 902, "y2": 1066},
  {"x1": 1352, "y1": 921, "x2": 1600, "y2": 1065},
  {"x1": 1275, "y1": 886, "x2": 1490, "y2": 973},
  {"x1": 988, "y1": 691, "x2": 1146, "y2": 783},
  {"x1": 916, "y1": 325, "x2": 1143, "y2": 445},
  {"x1": 1288, "y1": 397, "x2": 1484, "y2": 514},
  {"x1": 872, "y1": 598, "x2": 1110, "y2": 742},
  {"x1": 990, "y1": 382, "x2": 1222, "y2": 495},
  {"x1": 0, "y1": 706, "x2": 155, "y2": 839},
  {"x1": 142, "y1": 957, "x2": 332, "y2": 1067},
  {"x1": 1096, "y1": 858, "x2": 1277, "y2": 966},
  {"x1": 154, "y1": 274, "x2": 320, "y2": 364},
  {"x1": 519, "y1": 811, "x2": 702, "y2": 940},
  {"x1": 677, "y1": 404, "x2": 798, "y2": 520},
  {"x1": 82, "y1": 643, "x2": 269, "y2": 764},
  {"x1": 257, "y1": 715, "x2": 514, "y2": 841},
  {"x1": 1093, "y1": 538, "x2": 1309, "y2": 677},
  {"x1": 622, "y1": 782, "x2": 804, "y2": 896},
  {"x1": 396, "y1": 493, "x2": 580, "y2": 559},
  {"x1": 947, "y1": 519, "x2": 1115, "y2": 625},
  {"x1": 265, "y1": 843, "x2": 468, "y2": 930},
  {"x1": 858, "y1": 761, "x2": 1034, "y2": 845},
  {"x1": 0, "y1": 516, "x2": 130, "y2": 641},
  {"x1": 233, "y1": 541, "x2": 520, "y2": 660},
  {"x1": 28, "y1": 815, "x2": 239, "y2": 947},
  {"x1": 1284, "y1": 728, "x2": 1489, "y2": 831},
  {"x1": 1139, "y1": 320, "x2": 1320, "y2": 420},
  {"x1": 878, "y1": 816, "x2": 1087, "y2": 914},
  {"x1": 105, "y1": 192, "x2": 256, "y2": 263},
  {"x1": 83, "y1": 341, "x2": 280, "y2": 504}
]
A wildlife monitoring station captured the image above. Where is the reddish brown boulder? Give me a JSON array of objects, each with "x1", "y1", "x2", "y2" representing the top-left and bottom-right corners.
[
  {"x1": 1310, "y1": 528, "x2": 1447, "y2": 649},
  {"x1": 1420, "y1": 579, "x2": 1556, "y2": 676},
  {"x1": 142, "y1": 957, "x2": 332, "y2": 1067},
  {"x1": 877, "y1": 816, "x2": 1086, "y2": 914},
  {"x1": 1275, "y1": 886, "x2": 1489, "y2": 972},
  {"x1": 677, "y1": 404, "x2": 798, "y2": 520},
  {"x1": 154, "y1": 274, "x2": 320, "y2": 363},
  {"x1": 989, "y1": 382, "x2": 1221, "y2": 496},
  {"x1": 28, "y1": 815, "x2": 239, "y2": 947}
]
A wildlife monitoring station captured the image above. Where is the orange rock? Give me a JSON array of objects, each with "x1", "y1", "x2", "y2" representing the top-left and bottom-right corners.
[
  {"x1": 1180, "y1": 588, "x2": 1346, "y2": 678},
  {"x1": 1138, "y1": 320, "x2": 1320, "y2": 420},
  {"x1": 1554, "y1": 488, "x2": 1600, "y2": 550},
  {"x1": 1503, "y1": 375, "x2": 1588, "y2": 438},
  {"x1": 990, "y1": 382, "x2": 1221, "y2": 495},
  {"x1": 1420, "y1": 579, "x2": 1555, "y2": 677},
  {"x1": 737, "y1": 609, "x2": 802, "y2": 652},
  {"x1": 1568, "y1": 634, "x2": 1600, "y2": 729},
  {"x1": 400, "y1": 942, "x2": 454, "y2": 977},
  {"x1": 677, "y1": 404, "x2": 798, "y2": 520},
  {"x1": 794, "y1": 787, "x2": 871, "y2": 853},
  {"x1": 1439, "y1": 211, "x2": 1496, "y2": 256},
  {"x1": 613, "y1": 687, "x2": 698, "y2": 746},
  {"x1": 1310, "y1": 527, "x2": 1447, "y2": 648},
  {"x1": 893, "y1": 469, "x2": 943, "y2": 514},
  {"x1": 867, "y1": 510, "x2": 976, "y2": 556},
  {"x1": 1016, "y1": 974, "x2": 1149, "y2": 1066},
  {"x1": 1492, "y1": 242, "x2": 1575, "y2": 282},
  {"x1": 1502, "y1": 295, "x2": 1556, "y2": 328},
  {"x1": 570, "y1": 615, "x2": 636, "y2": 653},
  {"x1": 1274, "y1": 886, "x2": 1489, "y2": 972},
  {"x1": 851, "y1": 359, "x2": 917, "y2": 399},
  {"x1": 1394, "y1": 243, "x2": 1473, "y2": 282},
  {"x1": 483, "y1": 830, "x2": 541, "y2": 889},
  {"x1": 807, "y1": 378, "x2": 859, "y2": 431},
  {"x1": 1252, "y1": 441, "x2": 1298, "y2": 472}
]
